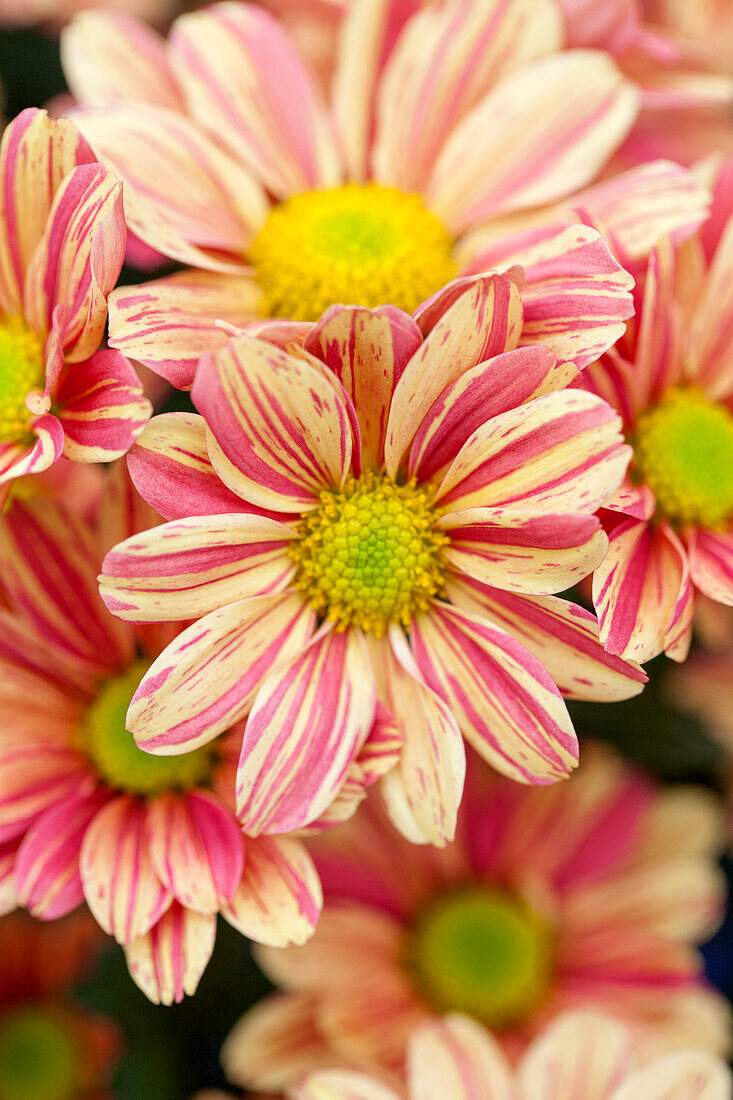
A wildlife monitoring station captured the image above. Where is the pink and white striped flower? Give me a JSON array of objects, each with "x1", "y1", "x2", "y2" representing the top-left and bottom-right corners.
[
  {"x1": 100, "y1": 287, "x2": 645, "y2": 847},
  {"x1": 291, "y1": 1012, "x2": 732, "y2": 1100},
  {"x1": 58, "y1": 0, "x2": 709, "y2": 388},
  {"x1": 0, "y1": 109, "x2": 151, "y2": 506},
  {"x1": 0, "y1": 465, "x2": 323, "y2": 1005},
  {"x1": 583, "y1": 158, "x2": 733, "y2": 664},
  {"x1": 221, "y1": 749, "x2": 729, "y2": 1093}
]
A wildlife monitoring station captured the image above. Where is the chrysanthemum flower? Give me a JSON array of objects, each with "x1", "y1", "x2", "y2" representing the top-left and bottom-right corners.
[
  {"x1": 0, "y1": 109, "x2": 150, "y2": 506},
  {"x1": 0, "y1": 466, "x2": 323, "y2": 1005},
  {"x1": 291, "y1": 1012, "x2": 732, "y2": 1100},
  {"x1": 57, "y1": 0, "x2": 710, "y2": 387},
  {"x1": 0, "y1": 910, "x2": 120, "y2": 1100},
  {"x1": 583, "y1": 158, "x2": 733, "y2": 664},
  {"x1": 221, "y1": 749, "x2": 729, "y2": 1093},
  {"x1": 99, "y1": 287, "x2": 646, "y2": 844}
]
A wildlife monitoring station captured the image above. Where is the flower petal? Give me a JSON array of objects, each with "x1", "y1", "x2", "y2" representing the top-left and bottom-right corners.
[
  {"x1": 128, "y1": 593, "x2": 314, "y2": 754},
  {"x1": 0, "y1": 841, "x2": 17, "y2": 916},
  {"x1": 0, "y1": 741, "x2": 90, "y2": 845},
  {"x1": 426, "y1": 51, "x2": 639, "y2": 234},
  {"x1": 446, "y1": 574, "x2": 646, "y2": 702},
  {"x1": 687, "y1": 211, "x2": 733, "y2": 400},
  {"x1": 292, "y1": 1073, "x2": 400, "y2": 1100},
  {"x1": 100, "y1": 513, "x2": 295, "y2": 622},
  {"x1": 518, "y1": 1011, "x2": 631, "y2": 1100},
  {"x1": 80, "y1": 796, "x2": 172, "y2": 944},
  {"x1": 688, "y1": 528, "x2": 733, "y2": 608},
  {"x1": 147, "y1": 790, "x2": 244, "y2": 914},
  {"x1": 125, "y1": 903, "x2": 216, "y2": 1005},
  {"x1": 611, "y1": 1052, "x2": 732, "y2": 1100},
  {"x1": 435, "y1": 389, "x2": 629, "y2": 514},
  {"x1": 170, "y1": 5, "x2": 340, "y2": 198},
  {"x1": 408, "y1": 1015, "x2": 515, "y2": 1100},
  {"x1": 193, "y1": 335, "x2": 353, "y2": 512},
  {"x1": 412, "y1": 602, "x2": 578, "y2": 784},
  {"x1": 223, "y1": 835, "x2": 322, "y2": 947},
  {"x1": 108, "y1": 270, "x2": 261, "y2": 389},
  {"x1": 237, "y1": 628, "x2": 377, "y2": 835},
  {"x1": 440, "y1": 508, "x2": 607, "y2": 595},
  {"x1": 0, "y1": 416, "x2": 64, "y2": 489},
  {"x1": 384, "y1": 274, "x2": 523, "y2": 477},
  {"x1": 55, "y1": 349, "x2": 151, "y2": 462}
]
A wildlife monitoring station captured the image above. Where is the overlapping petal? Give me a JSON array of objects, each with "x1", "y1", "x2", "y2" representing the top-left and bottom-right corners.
[
  {"x1": 55, "y1": 349, "x2": 151, "y2": 462},
  {"x1": 125, "y1": 903, "x2": 217, "y2": 1005},
  {"x1": 408, "y1": 1015, "x2": 515, "y2": 1100},
  {"x1": 224, "y1": 836, "x2": 322, "y2": 947}
]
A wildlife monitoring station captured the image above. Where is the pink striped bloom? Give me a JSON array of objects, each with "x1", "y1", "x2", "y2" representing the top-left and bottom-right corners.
[
  {"x1": 221, "y1": 749, "x2": 730, "y2": 1093},
  {"x1": 99, "y1": 288, "x2": 646, "y2": 849},
  {"x1": 583, "y1": 159, "x2": 733, "y2": 665},
  {"x1": 291, "y1": 1012, "x2": 732, "y2": 1100},
  {"x1": 0, "y1": 466, "x2": 323, "y2": 1005},
  {"x1": 57, "y1": 0, "x2": 710, "y2": 389},
  {"x1": 0, "y1": 109, "x2": 151, "y2": 507}
]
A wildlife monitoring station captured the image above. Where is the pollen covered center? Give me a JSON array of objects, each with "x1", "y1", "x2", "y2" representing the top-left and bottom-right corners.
[
  {"x1": 289, "y1": 471, "x2": 447, "y2": 637},
  {"x1": 249, "y1": 183, "x2": 457, "y2": 321},
  {"x1": 80, "y1": 660, "x2": 214, "y2": 796},
  {"x1": 405, "y1": 887, "x2": 554, "y2": 1029},
  {"x1": 633, "y1": 387, "x2": 733, "y2": 528},
  {"x1": 0, "y1": 316, "x2": 44, "y2": 444},
  {"x1": 0, "y1": 1009, "x2": 79, "y2": 1100}
]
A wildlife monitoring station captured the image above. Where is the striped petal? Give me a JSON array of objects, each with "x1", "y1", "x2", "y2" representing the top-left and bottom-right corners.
[
  {"x1": 434, "y1": 389, "x2": 629, "y2": 514},
  {"x1": 24, "y1": 162, "x2": 125, "y2": 363},
  {"x1": 223, "y1": 835, "x2": 322, "y2": 947},
  {"x1": 61, "y1": 12, "x2": 185, "y2": 111},
  {"x1": 689, "y1": 529, "x2": 733, "y2": 607},
  {"x1": 408, "y1": 347, "x2": 576, "y2": 484},
  {"x1": 193, "y1": 336, "x2": 353, "y2": 512},
  {"x1": 55, "y1": 349, "x2": 151, "y2": 462},
  {"x1": 80, "y1": 795, "x2": 172, "y2": 944},
  {"x1": 629, "y1": 239, "x2": 680, "y2": 408},
  {"x1": 0, "y1": 416, "x2": 65, "y2": 489},
  {"x1": 384, "y1": 274, "x2": 523, "y2": 477},
  {"x1": 408, "y1": 1015, "x2": 515, "y2": 1100},
  {"x1": 127, "y1": 412, "x2": 255, "y2": 521},
  {"x1": 518, "y1": 1011, "x2": 631, "y2": 1100},
  {"x1": 305, "y1": 305, "x2": 422, "y2": 470},
  {"x1": 71, "y1": 104, "x2": 267, "y2": 270},
  {"x1": 372, "y1": 630, "x2": 465, "y2": 847},
  {"x1": 463, "y1": 222, "x2": 635, "y2": 370},
  {"x1": 687, "y1": 212, "x2": 733, "y2": 400},
  {"x1": 612, "y1": 1052, "x2": 732, "y2": 1100},
  {"x1": 14, "y1": 784, "x2": 110, "y2": 920},
  {"x1": 292, "y1": 1073, "x2": 400, "y2": 1100},
  {"x1": 147, "y1": 790, "x2": 244, "y2": 914},
  {"x1": 426, "y1": 51, "x2": 639, "y2": 234},
  {"x1": 445, "y1": 574, "x2": 646, "y2": 702},
  {"x1": 170, "y1": 5, "x2": 340, "y2": 199},
  {"x1": 439, "y1": 508, "x2": 607, "y2": 595},
  {"x1": 125, "y1": 903, "x2": 216, "y2": 1005},
  {"x1": 108, "y1": 270, "x2": 260, "y2": 390},
  {"x1": 100, "y1": 513, "x2": 295, "y2": 622},
  {"x1": 372, "y1": 0, "x2": 562, "y2": 193},
  {"x1": 128, "y1": 593, "x2": 314, "y2": 754},
  {"x1": 411, "y1": 602, "x2": 578, "y2": 784},
  {"x1": 236, "y1": 628, "x2": 377, "y2": 835},
  {"x1": 0, "y1": 109, "x2": 93, "y2": 315},
  {"x1": 0, "y1": 742, "x2": 90, "y2": 845},
  {"x1": 593, "y1": 518, "x2": 694, "y2": 663}
]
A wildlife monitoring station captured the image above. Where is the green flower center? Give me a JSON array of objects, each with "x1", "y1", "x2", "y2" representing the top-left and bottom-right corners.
[
  {"x1": 249, "y1": 183, "x2": 457, "y2": 321},
  {"x1": 288, "y1": 471, "x2": 447, "y2": 637},
  {"x1": 0, "y1": 317, "x2": 44, "y2": 444},
  {"x1": 0, "y1": 1009, "x2": 79, "y2": 1100},
  {"x1": 405, "y1": 887, "x2": 554, "y2": 1029},
  {"x1": 80, "y1": 660, "x2": 213, "y2": 796},
  {"x1": 633, "y1": 387, "x2": 733, "y2": 528}
]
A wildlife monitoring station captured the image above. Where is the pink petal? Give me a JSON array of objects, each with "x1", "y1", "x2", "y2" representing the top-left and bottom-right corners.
[
  {"x1": 630, "y1": 239, "x2": 681, "y2": 408},
  {"x1": 237, "y1": 628, "x2": 377, "y2": 834},
  {"x1": 611, "y1": 1051, "x2": 731, "y2": 1100},
  {"x1": 686, "y1": 212, "x2": 733, "y2": 399},
  {"x1": 293, "y1": 1072, "x2": 400, "y2": 1100},
  {"x1": 80, "y1": 795, "x2": 172, "y2": 944},
  {"x1": 689, "y1": 528, "x2": 733, "y2": 608},
  {"x1": 0, "y1": 414, "x2": 65, "y2": 488},
  {"x1": 518, "y1": 1011, "x2": 632, "y2": 1100},
  {"x1": 147, "y1": 790, "x2": 244, "y2": 914},
  {"x1": 0, "y1": 742, "x2": 91, "y2": 845},
  {"x1": 408, "y1": 1015, "x2": 515, "y2": 1100},
  {"x1": 55, "y1": 349, "x2": 151, "y2": 462},
  {"x1": 223, "y1": 835, "x2": 322, "y2": 947},
  {"x1": 412, "y1": 602, "x2": 578, "y2": 784},
  {"x1": 124, "y1": 902, "x2": 216, "y2": 1005},
  {"x1": 0, "y1": 840, "x2": 18, "y2": 916}
]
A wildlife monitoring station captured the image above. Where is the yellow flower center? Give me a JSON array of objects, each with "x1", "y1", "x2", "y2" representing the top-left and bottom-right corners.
[
  {"x1": 0, "y1": 317, "x2": 44, "y2": 444},
  {"x1": 80, "y1": 660, "x2": 214, "y2": 796},
  {"x1": 633, "y1": 387, "x2": 733, "y2": 528},
  {"x1": 249, "y1": 183, "x2": 457, "y2": 321},
  {"x1": 0, "y1": 1009, "x2": 79, "y2": 1100},
  {"x1": 288, "y1": 471, "x2": 447, "y2": 637},
  {"x1": 405, "y1": 887, "x2": 554, "y2": 1029}
]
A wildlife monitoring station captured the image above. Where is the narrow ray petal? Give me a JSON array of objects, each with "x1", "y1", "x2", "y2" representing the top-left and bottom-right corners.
[
  {"x1": 125, "y1": 903, "x2": 216, "y2": 1005},
  {"x1": 224, "y1": 835, "x2": 322, "y2": 947}
]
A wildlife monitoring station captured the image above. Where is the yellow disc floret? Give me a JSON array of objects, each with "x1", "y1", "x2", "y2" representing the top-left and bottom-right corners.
[
  {"x1": 405, "y1": 887, "x2": 554, "y2": 1029},
  {"x1": 80, "y1": 660, "x2": 214, "y2": 797},
  {"x1": 249, "y1": 183, "x2": 457, "y2": 321},
  {"x1": 289, "y1": 471, "x2": 447, "y2": 637},
  {"x1": 0, "y1": 316, "x2": 44, "y2": 444},
  {"x1": 633, "y1": 387, "x2": 733, "y2": 528}
]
